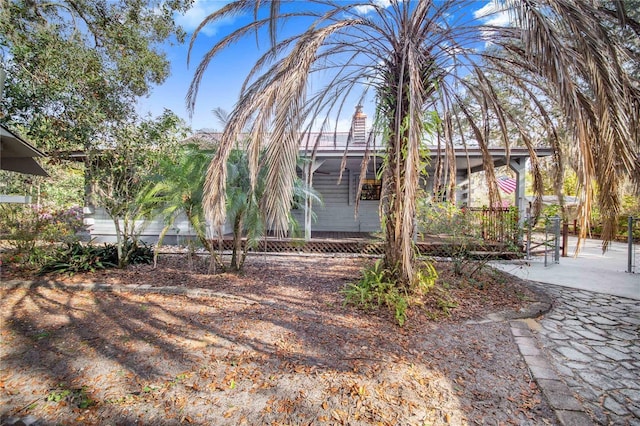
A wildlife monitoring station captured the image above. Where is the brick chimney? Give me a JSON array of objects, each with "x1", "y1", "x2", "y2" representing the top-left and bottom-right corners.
[{"x1": 351, "y1": 104, "x2": 367, "y2": 145}]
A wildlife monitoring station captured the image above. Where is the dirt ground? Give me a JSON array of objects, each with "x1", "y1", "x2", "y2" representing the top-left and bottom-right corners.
[{"x1": 0, "y1": 254, "x2": 557, "y2": 425}]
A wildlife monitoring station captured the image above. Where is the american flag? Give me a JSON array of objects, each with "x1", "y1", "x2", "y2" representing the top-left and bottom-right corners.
[{"x1": 497, "y1": 176, "x2": 517, "y2": 194}]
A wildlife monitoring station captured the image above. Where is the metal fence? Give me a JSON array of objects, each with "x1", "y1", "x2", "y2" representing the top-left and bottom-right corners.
[
  {"x1": 524, "y1": 215, "x2": 561, "y2": 266},
  {"x1": 628, "y1": 216, "x2": 638, "y2": 274},
  {"x1": 544, "y1": 216, "x2": 561, "y2": 266}
]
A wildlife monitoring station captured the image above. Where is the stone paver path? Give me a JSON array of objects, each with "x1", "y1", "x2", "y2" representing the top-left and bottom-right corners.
[{"x1": 530, "y1": 283, "x2": 640, "y2": 425}]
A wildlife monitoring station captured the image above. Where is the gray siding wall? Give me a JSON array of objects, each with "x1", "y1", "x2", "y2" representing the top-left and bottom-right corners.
[
  {"x1": 293, "y1": 170, "x2": 381, "y2": 233},
  {"x1": 86, "y1": 168, "x2": 384, "y2": 242},
  {"x1": 84, "y1": 206, "x2": 227, "y2": 244}
]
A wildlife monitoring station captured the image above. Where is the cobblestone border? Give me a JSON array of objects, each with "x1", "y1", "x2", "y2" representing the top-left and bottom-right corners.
[{"x1": 511, "y1": 319, "x2": 593, "y2": 426}]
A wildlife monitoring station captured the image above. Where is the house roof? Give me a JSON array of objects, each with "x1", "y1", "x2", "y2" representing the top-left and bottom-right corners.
[
  {"x1": 309, "y1": 145, "x2": 553, "y2": 178},
  {"x1": 0, "y1": 124, "x2": 48, "y2": 176},
  {"x1": 186, "y1": 130, "x2": 553, "y2": 176}
]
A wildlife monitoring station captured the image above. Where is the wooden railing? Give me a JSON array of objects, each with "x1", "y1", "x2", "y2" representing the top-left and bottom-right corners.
[{"x1": 467, "y1": 207, "x2": 520, "y2": 245}]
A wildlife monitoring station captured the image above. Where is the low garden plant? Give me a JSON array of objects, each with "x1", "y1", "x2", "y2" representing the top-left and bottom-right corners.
[
  {"x1": 1, "y1": 201, "x2": 156, "y2": 275},
  {"x1": 0, "y1": 204, "x2": 84, "y2": 269},
  {"x1": 418, "y1": 201, "x2": 522, "y2": 277},
  {"x1": 39, "y1": 240, "x2": 153, "y2": 275},
  {"x1": 343, "y1": 258, "x2": 438, "y2": 326}
]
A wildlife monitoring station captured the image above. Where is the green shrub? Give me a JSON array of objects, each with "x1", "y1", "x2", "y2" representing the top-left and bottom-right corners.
[
  {"x1": 414, "y1": 261, "x2": 438, "y2": 294},
  {"x1": 39, "y1": 240, "x2": 153, "y2": 275},
  {"x1": 343, "y1": 259, "x2": 437, "y2": 326},
  {"x1": 0, "y1": 204, "x2": 85, "y2": 269},
  {"x1": 102, "y1": 239, "x2": 154, "y2": 266},
  {"x1": 39, "y1": 241, "x2": 115, "y2": 274},
  {"x1": 418, "y1": 202, "x2": 522, "y2": 276},
  {"x1": 122, "y1": 240, "x2": 154, "y2": 265}
]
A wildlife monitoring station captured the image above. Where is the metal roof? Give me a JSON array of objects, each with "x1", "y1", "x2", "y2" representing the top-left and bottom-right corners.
[
  {"x1": 0, "y1": 124, "x2": 48, "y2": 176},
  {"x1": 186, "y1": 130, "x2": 553, "y2": 176}
]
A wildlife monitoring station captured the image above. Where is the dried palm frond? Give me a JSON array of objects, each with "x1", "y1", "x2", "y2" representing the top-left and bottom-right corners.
[{"x1": 188, "y1": 0, "x2": 638, "y2": 285}]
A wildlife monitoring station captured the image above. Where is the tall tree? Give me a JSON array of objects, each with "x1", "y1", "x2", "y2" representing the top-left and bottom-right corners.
[
  {"x1": 89, "y1": 111, "x2": 188, "y2": 268},
  {"x1": 188, "y1": 1, "x2": 639, "y2": 288},
  {"x1": 0, "y1": 0, "x2": 191, "y2": 153}
]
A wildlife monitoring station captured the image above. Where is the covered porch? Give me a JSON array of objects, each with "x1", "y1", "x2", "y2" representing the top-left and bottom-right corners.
[{"x1": 296, "y1": 137, "x2": 552, "y2": 239}]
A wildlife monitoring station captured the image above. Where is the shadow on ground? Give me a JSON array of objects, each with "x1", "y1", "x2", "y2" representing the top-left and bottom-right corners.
[{"x1": 1, "y1": 256, "x2": 556, "y2": 425}]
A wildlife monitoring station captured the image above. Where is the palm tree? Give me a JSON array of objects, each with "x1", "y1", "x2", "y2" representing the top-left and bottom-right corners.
[
  {"x1": 142, "y1": 144, "x2": 225, "y2": 269},
  {"x1": 225, "y1": 147, "x2": 322, "y2": 270},
  {"x1": 188, "y1": 1, "x2": 639, "y2": 288},
  {"x1": 209, "y1": 108, "x2": 321, "y2": 270},
  {"x1": 225, "y1": 147, "x2": 266, "y2": 271}
]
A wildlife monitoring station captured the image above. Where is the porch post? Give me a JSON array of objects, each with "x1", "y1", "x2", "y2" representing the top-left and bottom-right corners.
[
  {"x1": 303, "y1": 163, "x2": 312, "y2": 241},
  {"x1": 509, "y1": 158, "x2": 526, "y2": 225},
  {"x1": 302, "y1": 159, "x2": 324, "y2": 241}
]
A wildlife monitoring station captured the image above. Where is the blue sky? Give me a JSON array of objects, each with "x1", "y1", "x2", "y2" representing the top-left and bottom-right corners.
[
  {"x1": 137, "y1": 0, "x2": 506, "y2": 133},
  {"x1": 138, "y1": 0, "x2": 338, "y2": 132},
  {"x1": 137, "y1": 1, "x2": 255, "y2": 132}
]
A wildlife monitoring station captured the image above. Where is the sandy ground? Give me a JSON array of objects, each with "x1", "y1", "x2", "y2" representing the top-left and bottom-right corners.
[{"x1": 1, "y1": 254, "x2": 557, "y2": 425}]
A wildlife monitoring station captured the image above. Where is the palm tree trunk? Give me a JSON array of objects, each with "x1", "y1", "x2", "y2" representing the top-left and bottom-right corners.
[
  {"x1": 382, "y1": 115, "x2": 416, "y2": 289},
  {"x1": 231, "y1": 213, "x2": 244, "y2": 271},
  {"x1": 185, "y1": 209, "x2": 225, "y2": 271},
  {"x1": 379, "y1": 50, "x2": 428, "y2": 289}
]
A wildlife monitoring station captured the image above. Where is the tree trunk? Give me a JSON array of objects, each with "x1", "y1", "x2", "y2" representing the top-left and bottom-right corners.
[
  {"x1": 381, "y1": 90, "x2": 418, "y2": 289},
  {"x1": 113, "y1": 217, "x2": 125, "y2": 269},
  {"x1": 231, "y1": 213, "x2": 244, "y2": 271},
  {"x1": 381, "y1": 136, "x2": 416, "y2": 288},
  {"x1": 304, "y1": 165, "x2": 313, "y2": 241},
  {"x1": 185, "y1": 208, "x2": 224, "y2": 272}
]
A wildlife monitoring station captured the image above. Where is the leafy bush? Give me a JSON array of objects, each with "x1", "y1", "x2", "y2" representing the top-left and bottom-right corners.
[
  {"x1": 93, "y1": 239, "x2": 154, "y2": 267},
  {"x1": 343, "y1": 259, "x2": 437, "y2": 326},
  {"x1": 414, "y1": 261, "x2": 438, "y2": 294},
  {"x1": 418, "y1": 201, "x2": 476, "y2": 237},
  {"x1": 120, "y1": 240, "x2": 154, "y2": 265},
  {"x1": 39, "y1": 241, "x2": 115, "y2": 274},
  {"x1": 0, "y1": 204, "x2": 85, "y2": 268},
  {"x1": 418, "y1": 202, "x2": 522, "y2": 276},
  {"x1": 537, "y1": 204, "x2": 562, "y2": 228},
  {"x1": 39, "y1": 240, "x2": 153, "y2": 275}
]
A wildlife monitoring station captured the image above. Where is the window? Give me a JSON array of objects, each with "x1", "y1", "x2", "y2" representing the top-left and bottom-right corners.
[{"x1": 360, "y1": 178, "x2": 382, "y2": 200}]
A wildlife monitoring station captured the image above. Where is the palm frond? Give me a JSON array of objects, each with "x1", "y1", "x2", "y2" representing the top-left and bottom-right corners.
[{"x1": 190, "y1": 0, "x2": 638, "y2": 284}]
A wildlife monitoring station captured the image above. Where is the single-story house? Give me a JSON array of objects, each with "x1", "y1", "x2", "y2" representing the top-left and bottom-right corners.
[
  {"x1": 289, "y1": 108, "x2": 551, "y2": 234},
  {"x1": 84, "y1": 106, "x2": 552, "y2": 243}
]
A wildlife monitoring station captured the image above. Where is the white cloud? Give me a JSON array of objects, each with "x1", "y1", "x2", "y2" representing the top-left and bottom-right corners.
[
  {"x1": 473, "y1": 0, "x2": 513, "y2": 46},
  {"x1": 353, "y1": 0, "x2": 393, "y2": 15},
  {"x1": 175, "y1": 0, "x2": 234, "y2": 36},
  {"x1": 473, "y1": 0, "x2": 511, "y2": 27},
  {"x1": 474, "y1": 2, "x2": 496, "y2": 19},
  {"x1": 327, "y1": 117, "x2": 354, "y2": 132}
]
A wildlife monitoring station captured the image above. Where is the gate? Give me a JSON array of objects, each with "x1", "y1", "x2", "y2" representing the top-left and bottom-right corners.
[{"x1": 525, "y1": 215, "x2": 561, "y2": 266}]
